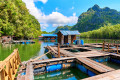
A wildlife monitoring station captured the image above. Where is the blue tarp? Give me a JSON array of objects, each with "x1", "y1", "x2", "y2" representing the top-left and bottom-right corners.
[
  {"x1": 42, "y1": 34, "x2": 57, "y2": 37},
  {"x1": 59, "y1": 30, "x2": 80, "y2": 35}
]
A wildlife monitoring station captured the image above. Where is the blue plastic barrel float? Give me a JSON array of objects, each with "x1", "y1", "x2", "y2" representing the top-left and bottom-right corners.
[
  {"x1": 81, "y1": 40, "x2": 84, "y2": 45},
  {"x1": 22, "y1": 42, "x2": 25, "y2": 44},
  {"x1": 87, "y1": 69, "x2": 96, "y2": 77},
  {"x1": 26, "y1": 41, "x2": 30, "y2": 44},
  {"x1": 76, "y1": 64, "x2": 87, "y2": 74},
  {"x1": 52, "y1": 55, "x2": 56, "y2": 58},
  {"x1": 46, "y1": 64, "x2": 62, "y2": 72},
  {"x1": 111, "y1": 58, "x2": 120, "y2": 64}
]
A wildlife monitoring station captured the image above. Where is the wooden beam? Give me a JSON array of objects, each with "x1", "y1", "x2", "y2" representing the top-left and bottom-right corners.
[
  {"x1": 76, "y1": 57, "x2": 114, "y2": 73},
  {"x1": 58, "y1": 43, "x2": 60, "y2": 58},
  {"x1": 102, "y1": 41, "x2": 105, "y2": 51},
  {"x1": 25, "y1": 62, "x2": 34, "y2": 80}
]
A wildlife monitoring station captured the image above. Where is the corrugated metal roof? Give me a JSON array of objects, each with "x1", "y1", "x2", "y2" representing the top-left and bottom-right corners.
[
  {"x1": 59, "y1": 30, "x2": 80, "y2": 35},
  {"x1": 42, "y1": 34, "x2": 57, "y2": 37}
]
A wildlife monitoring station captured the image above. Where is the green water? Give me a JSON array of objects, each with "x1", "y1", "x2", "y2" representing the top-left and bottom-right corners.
[
  {"x1": 0, "y1": 40, "x2": 56, "y2": 61},
  {"x1": 92, "y1": 57, "x2": 120, "y2": 70},
  {"x1": 0, "y1": 38, "x2": 119, "y2": 61},
  {"x1": 0, "y1": 40, "x2": 40, "y2": 61},
  {"x1": 102, "y1": 61, "x2": 120, "y2": 69},
  {"x1": 0, "y1": 38, "x2": 120, "y2": 80},
  {"x1": 34, "y1": 68, "x2": 89, "y2": 80}
]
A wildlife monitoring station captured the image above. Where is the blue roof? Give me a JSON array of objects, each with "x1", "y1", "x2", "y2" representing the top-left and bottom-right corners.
[
  {"x1": 42, "y1": 34, "x2": 57, "y2": 37},
  {"x1": 59, "y1": 30, "x2": 80, "y2": 35}
]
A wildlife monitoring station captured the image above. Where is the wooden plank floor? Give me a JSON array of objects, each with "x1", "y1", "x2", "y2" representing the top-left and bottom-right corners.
[
  {"x1": 51, "y1": 46, "x2": 109, "y2": 58},
  {"x1": 33, "y1": 57, "x2": 75, "y2": 64},
  {"x1": 25, "y1": 62, "x2": 34, "y2": 80},
  {"x1": 76, "y1": 57, "x2": 115, "y2": 73},
  {"x1": 82, "y1": 69, "x2": 120, "y2": 80}
]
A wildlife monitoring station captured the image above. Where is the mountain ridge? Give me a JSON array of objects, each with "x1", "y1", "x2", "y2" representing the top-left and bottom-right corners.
[{"x1": 53, "y1": 4, "x2": 120, "y2": 33}]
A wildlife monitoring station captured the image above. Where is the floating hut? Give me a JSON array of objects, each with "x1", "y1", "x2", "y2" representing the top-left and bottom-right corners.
[
  {"x1": 57, "y1": 30, "x2": 80, "y2": 45},
  {"x1": 41, "y1": 34, "x2": 57, "y2": 40},
  {"x1": 1, "y1": 36, "x2": 12, "y2": 43}
]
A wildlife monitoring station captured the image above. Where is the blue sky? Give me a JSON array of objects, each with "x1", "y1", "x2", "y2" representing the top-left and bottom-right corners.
[{"x1": 23, "y1": 0, "x2": 120, "y2": 32}]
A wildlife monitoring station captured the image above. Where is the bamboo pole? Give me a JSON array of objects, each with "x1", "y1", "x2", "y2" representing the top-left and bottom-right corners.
[
  {"x1": 58, "y1": 43, "x2": 60, "y2": 58},
  {"x1": 102, "y1": 41, "x2": 105, "y2": 51},
  {"x1": 31, "y1": 51, "x2": 51, "y2": 61}
]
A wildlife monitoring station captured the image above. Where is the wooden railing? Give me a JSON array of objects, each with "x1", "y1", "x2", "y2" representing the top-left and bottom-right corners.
[
  {"x1": 0, "y1": 49, "x2": 21, "y2": 80},
  {"x1": 102, "y1": 41, "x2": 120, "y2": 54}
]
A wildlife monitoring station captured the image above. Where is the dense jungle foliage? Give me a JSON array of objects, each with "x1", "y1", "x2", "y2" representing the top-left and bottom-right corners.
[
  {"x1": 80, "y1": 24, "x2": 120, "y2": 39},
  {"x1": 0, "y1": 0, "x2": 41, "y2": 38}
]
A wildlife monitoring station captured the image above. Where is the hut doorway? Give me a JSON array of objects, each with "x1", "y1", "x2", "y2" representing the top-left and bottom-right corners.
[{"x1": 64, "y1": 36, "x2": 68, "y2": 44}]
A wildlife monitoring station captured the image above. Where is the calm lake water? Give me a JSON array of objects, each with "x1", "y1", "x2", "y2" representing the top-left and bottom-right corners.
[
  {"x1": 34, "y1": 67, "x2": 89, "y2": 80},
  {"x1": 0, "y1": 38, "x2": 118, "y2": 61},
  {"x1": 0, "y1": 40, "x2": 56, "y2": 61},
  {"x1": 0, "y1": 38, "x2": 119, "y2": 80}
]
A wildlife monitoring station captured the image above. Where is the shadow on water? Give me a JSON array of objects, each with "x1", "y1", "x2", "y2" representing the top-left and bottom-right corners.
[{"x1": 34, "y1": 67, "x2": 89, "y2": 80}]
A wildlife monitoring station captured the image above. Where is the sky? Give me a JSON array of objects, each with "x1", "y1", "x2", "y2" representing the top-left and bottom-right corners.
[{"x1": 22, "y1": 0, "x2": 120, "y2": 32}]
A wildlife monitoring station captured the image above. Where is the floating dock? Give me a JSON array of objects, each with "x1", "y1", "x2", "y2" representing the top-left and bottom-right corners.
[{"x1": 1, "y1": 42, "x2": 120, "y2": 80}]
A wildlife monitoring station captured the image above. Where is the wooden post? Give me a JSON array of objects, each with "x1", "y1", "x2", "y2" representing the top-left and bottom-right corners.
[
  {"x1": 117, "y1": 45, "x2": 119, "y2": 54},
  {"x1": 114, "y1": 40, "x2": 115, "y2": 46},
  {"x1": 102, "y1": 41, "x2": 105, "y2": 51},
  {"x1": 108, "y1": 43, "x2": 109, "y2": 52},
  {"x1": 58, "y1": 43, "x2": 60, "y2": 58}
]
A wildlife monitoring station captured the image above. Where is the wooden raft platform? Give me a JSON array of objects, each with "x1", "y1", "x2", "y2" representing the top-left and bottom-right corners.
[
  {"x1": 48, "y1": 45, "x2": 109, "y2": 58},
  {"x1": 76, "y1": 57, "x2": 115, "y2": 74},
  {"x1": 82, "y1": 69, "x2": 120, "y2": 80},
  {"x1": 25, "y1": 62, "x2": 34, "y2": 80}
]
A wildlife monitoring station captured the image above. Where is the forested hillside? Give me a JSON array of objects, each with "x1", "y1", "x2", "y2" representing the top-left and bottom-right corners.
[
  {"x1": 0, "y1": 0, "x2": 41, "y2": 38},
  {"x1": 72, "y1": 4, "x2": 120, "y2": 32},
  {"x1": 53, "y1": 5, "x2": 120, "y2": 33},
  {"x1": 80, "y1": 24, "x2": 120, "y2": 39}
]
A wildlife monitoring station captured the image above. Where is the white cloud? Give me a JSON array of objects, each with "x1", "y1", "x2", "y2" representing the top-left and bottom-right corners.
[
  {"x1": 40, "y1": 24, "x2": 48, "y2": 29},
  {"x1": 71, "y1": 6, "x2": 74, "y2": 10},
  {"x1": 22, "y1": 0, "x2": 78, "y2": 29}
]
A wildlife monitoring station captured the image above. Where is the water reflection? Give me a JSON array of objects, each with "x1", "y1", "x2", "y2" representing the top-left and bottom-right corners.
[
  {"x1": 34, "y1": 68, "x2": 89, "y2": 80},
  {"x1": 0, "y1": 38, "x2": 119, "y2": 61},
  {"x1": 33, "y1": 41, "x2": 57, "y2": 60}
]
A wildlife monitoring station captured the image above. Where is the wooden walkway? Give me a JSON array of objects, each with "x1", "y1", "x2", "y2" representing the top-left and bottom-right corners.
[
  {"x1": 49, "y1": 46, "x2": 109, "y2": 58},
  {"x1": 17, "y1": 43, "x2": 120, "y2": 80},
  {"x1": 83, "y1": 70, "x2": 120, "y2": 80},
  {"x1": 76, "y1": 57, "x2": 115, "y2": 74},
  {"x1": 25, "y1": 62, "x2": 34, "y2": 80}
]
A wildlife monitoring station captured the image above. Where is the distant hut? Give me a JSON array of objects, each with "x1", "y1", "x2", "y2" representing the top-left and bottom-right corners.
[
  {"x1": 2, "y1": 36, "x2": 12, "y2": 43},
  {"x1": 57, "y1": 30, "x2": 80, "y2": 45},
  {"x1": 41, "y1": 34, "x2": 57, "y2": 40}
]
